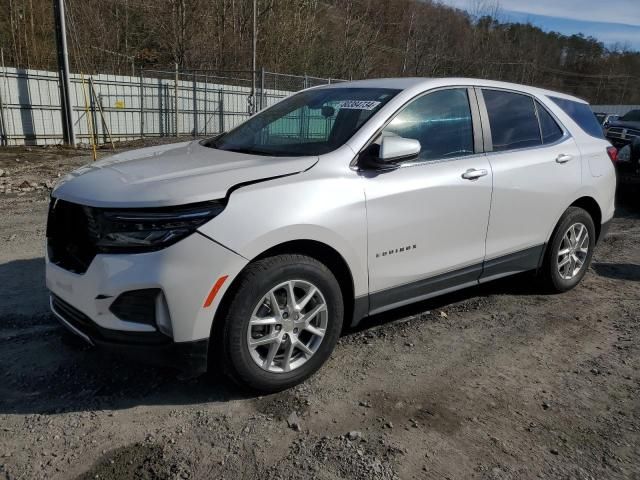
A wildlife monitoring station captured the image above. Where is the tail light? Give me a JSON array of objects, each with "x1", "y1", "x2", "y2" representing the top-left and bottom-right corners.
[{"x1": 606, "y1": 146, "x2": 618, "y2": 163}]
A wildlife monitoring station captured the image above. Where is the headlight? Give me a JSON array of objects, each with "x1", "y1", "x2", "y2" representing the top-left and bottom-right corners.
[{"x1": 91, "y1": 200, "x2": 225, "y2": 252}]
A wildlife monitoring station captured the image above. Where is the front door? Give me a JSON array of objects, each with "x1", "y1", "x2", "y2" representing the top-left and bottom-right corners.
[{"x1": 362, "y1": 87, "x2": 493, "y2": 314}]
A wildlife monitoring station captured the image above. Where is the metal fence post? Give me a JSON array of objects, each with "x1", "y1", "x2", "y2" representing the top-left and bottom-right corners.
[
  {"x1": 203, "y1": 74, "x2": 208, "y2": 136},
  {"x1": 0, "y1": 49, "x2": 7, "y2": 146},
  {"x1": 218, "y1": 90, "x2": 224, "y2": 133},
  {"x1": 260, "y1": 67, "x2": 265, "y2": 111},
  {"x1": 139, "y1": 70, "x2": 145, "y2": 138},
  {"x1": 192, "y1": 72, "x2": 197, "y2": 137},
  {"x1": 174, "y1": 63, "x2": 179, "y2": 137},
  {"x1": 88, "y1": 76, "x2": 99, "y2": 144}
]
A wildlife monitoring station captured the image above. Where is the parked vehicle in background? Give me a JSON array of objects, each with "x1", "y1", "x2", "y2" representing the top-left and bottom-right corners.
[
  {"x1": 605, "y1": 109, "x2": 640, "y2": 148},
  {"x1": 594, "y1": 112, "x2": 620, "y2": 128},
  {"x1": 605, "y1": 109, "x2": 640, "y2": 187},
  {"x1": 615, "y1": 138, "x2": 640, "y2": 187},
  {"x1": 46, "y1": 78, "x2": 616, "y2": 392}
]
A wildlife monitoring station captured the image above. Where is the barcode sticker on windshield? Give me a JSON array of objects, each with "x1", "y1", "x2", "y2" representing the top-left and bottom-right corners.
[{"x1": 338, "y1": 100, "x2": 381, "y2": 110}]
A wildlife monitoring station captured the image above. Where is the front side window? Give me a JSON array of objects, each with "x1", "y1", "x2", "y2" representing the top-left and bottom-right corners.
[
  {"x1": 381, "y1": 88, "x2": 475, "y2": 161},
  {"x1": 549, "y1": 96, "x2": 604, "y2": 139},
  {"x1": 483, "y1": 89, "x2": 542, "y2": 152},
  {"x1": 207, "y1": 87, "x2": 400, "y2": 156}
]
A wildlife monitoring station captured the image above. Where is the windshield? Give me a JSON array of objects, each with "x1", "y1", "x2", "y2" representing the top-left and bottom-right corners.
[
  {"x1": 206, "y1": 87, "x2": 400, "y2": 156},
  {"x1": 621, "y1": 110, "x2": 640, "y2": 122}
]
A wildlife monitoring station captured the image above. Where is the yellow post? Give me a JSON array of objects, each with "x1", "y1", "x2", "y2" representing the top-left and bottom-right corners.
[{"x1": 81, "y1": 73, "x2": 97, "y2": 161}]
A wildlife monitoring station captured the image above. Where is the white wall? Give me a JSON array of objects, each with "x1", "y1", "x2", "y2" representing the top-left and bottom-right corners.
[
  {"x1": 0, "y1": 68, "x2": 292, "y2": 146},
  {"x1": 591, "y1": 105, "x2": 640, "y2": 116}
]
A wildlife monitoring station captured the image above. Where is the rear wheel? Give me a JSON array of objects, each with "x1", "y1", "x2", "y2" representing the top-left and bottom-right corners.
[
  {"x1": 541, "y1": 207, "x2": 595, "y2": 292},
  {"x1": 218, "y1": 254, "x2": 343, "y2": 393}
]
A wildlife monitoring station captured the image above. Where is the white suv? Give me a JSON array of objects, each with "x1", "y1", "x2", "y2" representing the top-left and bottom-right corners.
[{"x1": 46, "y1": 78, "x2": 616, "y2": 392}]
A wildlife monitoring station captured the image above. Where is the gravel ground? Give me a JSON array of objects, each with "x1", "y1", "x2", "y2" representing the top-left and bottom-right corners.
[{"x1": 0, "y1": 145, "x2": 639, "y2": 480}]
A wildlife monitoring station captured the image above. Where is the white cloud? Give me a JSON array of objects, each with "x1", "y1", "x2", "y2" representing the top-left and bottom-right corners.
[{"x1": 438, "y1": 0, "x2": 640, "y2": 27}]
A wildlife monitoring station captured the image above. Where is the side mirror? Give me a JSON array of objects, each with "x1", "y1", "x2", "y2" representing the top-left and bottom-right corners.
[{"x1": 379, "y1": 136, "x2": 421, "y2": 162}]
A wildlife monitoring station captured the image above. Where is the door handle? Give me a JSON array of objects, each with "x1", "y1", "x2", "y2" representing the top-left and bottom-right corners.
[
  {"x1": 461, "y1": 168, "x2": 488, "y2": 180},
  {"x1": 556, "y1": 153, "x2": 573, "y2": 164}
]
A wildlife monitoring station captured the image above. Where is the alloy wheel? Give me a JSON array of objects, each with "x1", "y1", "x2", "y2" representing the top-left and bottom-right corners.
[
  {"x1": 246, "y1": 280, "x2": 328, "y2": 373},
  {"x1": 557, "y1": 222, "x2": 589, "y2": 280}
]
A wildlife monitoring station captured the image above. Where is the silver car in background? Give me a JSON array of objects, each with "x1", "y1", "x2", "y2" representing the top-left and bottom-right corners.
[{"x1": 46, "y1": 78, "x2": 616, "y2": 392}]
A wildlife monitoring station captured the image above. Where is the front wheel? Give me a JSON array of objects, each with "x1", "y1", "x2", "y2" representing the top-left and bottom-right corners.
[
  {"x1": 541, "y1": 206, "x2": 596, "y2": 293},
  {"x1": 218, "y1": 254, "x2": 344, "y2": 393}
]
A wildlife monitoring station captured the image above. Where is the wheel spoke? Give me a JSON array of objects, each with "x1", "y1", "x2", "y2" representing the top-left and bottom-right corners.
[
  {"x1": 558, "y1": 247, "x2": 571, "y2": 256},
  {"x1": 576, "y1": 225, "x2": 586, "y2": 244},
  {"x1": 249, "y1": 332, "x2": 281, "y2": 348},
  {"x1": 558, "y1": 256, "x2": 570, "y2": 268},
  {"x1": 296, "y1": 340, "x2": 314, "y2": 357},
  {"x1": 250, "y1": 316, "x2": 277, "y2": 326},
  {"x1": 579, "y1": 233, "x2": 589, "y2": 249},
  {"x1": 281, "y1": 340, "x2": 295, "y2": 372},
  {"x1": 305, "y1": 324, "x2": 325, "y2": 338},
  {"x1": 285, "y1": 281, "x2": 297, "y2": 309},
  {"x1": 297, "y1": 286, "x2": 317, "y2": 310},
  {"x1": 262, "y1": 339, "x2": 281, "y2": 369},
  {"x1": 299, "y1": 303, "x2": 326, "y2": 326},
  {"x1": 268, "y1": 291, "x2": 282, "y2": 317},
  {"x1": 568, "y1": 228, "x2": 576, "y2": 247}
]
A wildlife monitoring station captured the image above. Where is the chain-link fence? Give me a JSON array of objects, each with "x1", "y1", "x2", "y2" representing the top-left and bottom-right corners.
[{"x1": 0, "y1": 67, "x2": 343, "y2": 146}]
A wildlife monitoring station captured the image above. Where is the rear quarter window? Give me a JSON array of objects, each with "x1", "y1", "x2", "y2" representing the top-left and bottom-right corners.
[{"x1": 549, "y1": 96, "x2": 604, "y2": 139}]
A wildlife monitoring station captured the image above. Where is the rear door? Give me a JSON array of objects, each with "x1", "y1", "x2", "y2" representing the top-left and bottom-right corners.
[{"x1": 478, "y1": 88, "x2": 582, "y2": 280}]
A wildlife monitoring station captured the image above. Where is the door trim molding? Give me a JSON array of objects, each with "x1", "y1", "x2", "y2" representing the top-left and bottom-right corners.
[
  {"x1": 368, "y1": 262, "x2": 482, "y2": 315},
  {"x1": 480, "y1": 244, "x2": 545, "y2": 283},
  {"x1": 360, "y1": 244, "x2": 545, "y2": 321}
]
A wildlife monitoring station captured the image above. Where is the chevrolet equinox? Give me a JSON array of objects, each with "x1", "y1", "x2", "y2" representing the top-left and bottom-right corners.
[{"x1": 46, "y1": 78, "x2": 616, "y2": 392}]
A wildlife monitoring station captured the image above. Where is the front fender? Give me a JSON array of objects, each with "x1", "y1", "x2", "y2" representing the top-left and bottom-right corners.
[{"x1": 198, "y1": 171, "x2": 369, "y2": 297}]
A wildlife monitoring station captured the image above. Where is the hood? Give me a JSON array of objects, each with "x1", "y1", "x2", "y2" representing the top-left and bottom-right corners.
[
  {"x1": 52, "y1": 141, "x2": 318, "y2": 208},
  {"x1": 608, "y1": 119, "x2": 640, "y2": 130}
]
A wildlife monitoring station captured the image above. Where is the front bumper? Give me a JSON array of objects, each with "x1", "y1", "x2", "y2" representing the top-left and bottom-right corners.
[
  {"x1": 46, "y1": 231, "x2": 248, "y2": 371},
  {"x1": 51, "y1": 294, "x2": 209, "y2": 374}
]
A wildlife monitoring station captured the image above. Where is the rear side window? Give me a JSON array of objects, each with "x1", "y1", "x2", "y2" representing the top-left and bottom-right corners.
[
  {"x1": 549, "y1": 96, "x2": 604, "y2": 139},
  {"x1": 483, "y1": 90, "x2": 542, "y2": 151},
  {"x1": 535, "y1": 101, "x2": 564, "y2": 144}
]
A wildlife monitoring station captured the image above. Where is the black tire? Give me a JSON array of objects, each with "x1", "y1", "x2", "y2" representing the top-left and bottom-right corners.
[
  {"x1": 217, "y1": 254, "x2": 343, "y2": 393},
  {"x1": 541, "y1": 206, "x2": 596, "y2": 293}
]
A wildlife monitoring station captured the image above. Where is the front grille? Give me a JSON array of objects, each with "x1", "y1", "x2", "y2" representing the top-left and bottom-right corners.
[
  {"x1": 47, "y1": 199, "x2": 98, "y2": 274},
  {"x1": 606, "y1": 127, "x2": 639, "y2": 142}
]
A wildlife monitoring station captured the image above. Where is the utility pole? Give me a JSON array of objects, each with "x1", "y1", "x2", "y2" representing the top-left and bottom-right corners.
[
  {"x1": 53, "y1": 0, "x2": 76, "y2": 146},
  {"x1": 250, "y1": 0, "x2": 257, "y2": 114}
]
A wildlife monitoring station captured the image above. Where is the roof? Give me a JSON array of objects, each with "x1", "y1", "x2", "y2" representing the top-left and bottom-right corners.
[{"x1": 319, "y1": 77, "x2": 587, "y2": 104}]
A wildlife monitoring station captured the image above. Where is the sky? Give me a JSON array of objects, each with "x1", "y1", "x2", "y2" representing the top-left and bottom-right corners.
[{"x1": 436, "y1": 0, "x2": 640, "y2": 50}]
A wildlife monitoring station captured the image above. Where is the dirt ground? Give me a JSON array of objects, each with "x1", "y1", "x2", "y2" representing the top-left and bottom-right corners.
[{"x1": 0, "y1": 145, "x2": 638, "y2": 480}]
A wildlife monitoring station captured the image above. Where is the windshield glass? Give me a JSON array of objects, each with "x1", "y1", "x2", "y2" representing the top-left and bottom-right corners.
[
  {"x1": 206, "y1": 87, "x2": 400, "y2": 156},
  {"x1": 621, "y1": 110, "x2": 640, "y2": 122}
]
